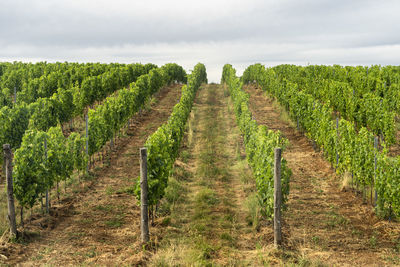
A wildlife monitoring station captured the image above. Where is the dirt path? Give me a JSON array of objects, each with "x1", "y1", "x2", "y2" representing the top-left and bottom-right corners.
[
  {"x1": 244, "y1": 85, "x2": 400, "y2": 266},
  {"x1": 4, "y1": 84, "x2": 182, "y2": 266},
  {"x1": 147, "y1": 84, "x2": 271, "y2": 266}
]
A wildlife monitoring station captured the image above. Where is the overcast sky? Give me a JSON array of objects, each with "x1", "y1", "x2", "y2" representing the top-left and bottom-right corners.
[{"x1": 1, "y1": 0, "x2": 399, "y2": 82}]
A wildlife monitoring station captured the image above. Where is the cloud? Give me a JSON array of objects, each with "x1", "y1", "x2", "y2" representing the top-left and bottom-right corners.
[{"x1": 0, "y1": 0, "x2": 399, "y2": 82}]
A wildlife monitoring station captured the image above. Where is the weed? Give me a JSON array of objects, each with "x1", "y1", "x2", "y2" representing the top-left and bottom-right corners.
[
  {"x1": 220, "y1": 232, "x2": 234, "y2": 245},
  {"x1": 395, "y1": 239, "x2": 400, "y2": 252},
  {"x1": 245, "y1": 193, "x2": 261, "y2": 230},
  {"x1": 192, "y1": 223, "x2": 206, "y2": 234},
  {"x1": 180, "y1": 150, "x2": 191, "y2": 163},
  {"x1": 95, "y1": 204, "x2": 113, "y2": 212},
  {"x1": 369, "y1": 234, "x2": 377, "y2": 248},
  {"x1": 80, "y1": 218, "x2": 94, "y2": 225},
  {"x1": 105, "y1": 186, "x2": 115, "y2": 195},
  {"x1": 31, "y1": 254, "x2": 44, "y2": 261},
  {"x1": 311, "y1": 235, "x2": 320, "y2": 246},
  {"x1": 385, "y1": 255, "x2": 400, "y2": 265},
  {"x1": 115, "y1": 186, "x2": 135, "y2": 195},
  {"x1": 160, "y1": 217, "x2": 171, "y2": 227},
  {"x1": 195, "y1": 188, "x2": 218, "y2": 206},
  {"x1": 164, "y1": 177, "x2": 185, "y2": 205},
  {"x1": 194, "y1": 238, "x2": 216, "y2": 260},
  {"x1": 172, "y1": 165, "x2": 191, "y2": 181},
  {"x1": 82, "y1": 173, "x2": 95, "y2": 181},
  {"x1": 325, "y1": 210, "x2": 348, "y2": 229},
  {"x1": 223, "y1": 213, "x2": 235, "y2": 223},
  {"x1": 351, "y1": 228, "x2": 362, "y2": 237},
  {"x1": 105, "y1": 215, "x2": 124, "y2": 228},
  {"x1": 68, "y1": 232, "x2": 86, "y2": 240},
  {"x1": 85, "y1": 246, "x2": 97, "y2": 258}
]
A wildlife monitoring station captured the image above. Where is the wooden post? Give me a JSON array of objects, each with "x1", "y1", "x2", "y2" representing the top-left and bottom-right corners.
[
  {"x1": 2, "y1": 147, "x2": 6, "y2": 184},
  {"x1": 140, "y1": 148, "x2": 150, "y2": 244},
  {"x1": 274, "y1": 147, "x2": 282, "y2": 248},
  {"x1": 3, "y1": 144, "x2": 17, "y2": 238},
  {"x1": 44, "y1": 138, "x2": 49, "y2": 214},
  {"x1": 85, "y1": 114, "x2": 89, "y2": 173},
  {"x1": 374, "y1": 136, "x2": 378, "y2": 207},
  {"x1": 336, "y1": 117, "x2": 339, "y2": 169}
]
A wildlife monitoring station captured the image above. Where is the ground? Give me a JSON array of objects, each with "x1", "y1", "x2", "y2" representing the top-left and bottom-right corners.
[{"x1": 1, "y1": 83, "x2": 399, "y2": 266}]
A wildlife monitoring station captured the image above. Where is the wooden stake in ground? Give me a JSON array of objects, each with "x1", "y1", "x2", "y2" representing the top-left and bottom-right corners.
[
  {"x1": 274, "y1": 147, "x2": 282, "y2": 248},
  {"x1": 336, "y1": 117, "x2": 339, "y2": 169},
  {"x1": 3, "y1": 144, "x2": 17, "y2": 238},
  {"x1": 44, "y1": 138, "x2": 49, "y2": 214},
  {"x1": 85, "y1": 113, "x2": 89, "y2": 174},
  {"x1": 140, "y1": 147, "x2": 150, "y2": 244},
  {"x1": 374, "y1": 136, "x2": 378, "y2": 206}
]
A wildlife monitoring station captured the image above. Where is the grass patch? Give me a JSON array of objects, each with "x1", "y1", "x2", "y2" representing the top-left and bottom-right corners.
[
  {"x1": 95, "y1": 204, "x2": 113, "y2": 213},
  {"x1": 180, "y1": 150, "x2": 191, "y2": 163},
  {"x1": 105, "y1": 186, "x2": 115, "y2": 195},
  {"x1": 85, "y1": 246, "x2": 97, "y2": 258},
  {"x1": 194, "y1": 188, "x2": 218, "y2": 206},
  {"x1": 369, "y1": 234, "x2": 378, "y2": 248},
  {"x1": 194, "y1": 237, "x2": 217, "y2": 261},
  {"x1": 67, "y1": 232, "x2": 86, "y2": 240},
  {"x1": 115, "y1": 185, "x2": 135, "y2": 195},
  {"x1": 104, "y1": 215, "x2": 124, "y2": 228},
  {"x1": 80, "y1": 218, "x2": 94, "y2": 225},
  {"x1": 172, "y1": 165, "x2": 191, "y2": 181},
  {"x1": 82, "y1": 173, "x2": 95, "y2": 182},
  {"x1": 220, "y1": 232, "x2": 235, "y2": 245},
  {"x1": 311, "y1": 235, "x2": 321, "y2": 246},
  {"x1": 245, "y1": 193, "x2": 261, "y2": 230},
  {"x1": 325, "y1": 210, "x2": 349, "y2": 229},
  {"x1": 164, "y1": 177, "x2": 186, "y2": 204}
]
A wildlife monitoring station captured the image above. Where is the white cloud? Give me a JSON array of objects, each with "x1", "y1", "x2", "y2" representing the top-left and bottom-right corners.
[{"x1": 0, "y1": 0, "x2": 400, "y2": 82}]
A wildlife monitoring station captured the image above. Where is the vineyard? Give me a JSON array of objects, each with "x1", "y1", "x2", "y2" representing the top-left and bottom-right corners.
[{"x1": 0, "y1": 62, "x2": 399, "y2": 266}]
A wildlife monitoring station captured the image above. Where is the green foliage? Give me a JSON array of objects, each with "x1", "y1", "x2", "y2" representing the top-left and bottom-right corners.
[
  {"x1": 11, "y1": 63, "x2": 184, "y2": 210},
  {"x1": 222, "y1": 64, "x2": 291, "y2": 218},
  {"x1": 88, "y1": 64, "x2": 187, "y2": 156},
  {"x1": 13, "y1": 130, "x2": 49, "y2": 208},
  {"x1": 0, "y1": 105, "x2": 30, "y2": 151},
  {"x1": 0, "y1": 63, "x2": 152, "y2": 159},
  {"x1": 243, "y1": 63, "x2": 400, "y2": 219},
  {"x1": 253, "y1": 64, "x2": 397, "y2": 144},
  {"x1": 135, "y1": 63, "x2": 207, "y2": 207}
]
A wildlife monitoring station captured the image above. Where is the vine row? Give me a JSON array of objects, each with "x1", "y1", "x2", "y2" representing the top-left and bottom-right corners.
[{"x1": 222, "y1": 64, "x2": 291, "y2": 218}]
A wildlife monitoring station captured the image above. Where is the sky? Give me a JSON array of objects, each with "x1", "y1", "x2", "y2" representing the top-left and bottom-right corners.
[{"x1": 1, "y1": 0, "x2": 400, "y2": 82}]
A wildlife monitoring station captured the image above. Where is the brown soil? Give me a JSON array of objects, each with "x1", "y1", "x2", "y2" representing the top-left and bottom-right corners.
[
  {"x1": 2, "y1": 84, "x2": 182, "y2": 266},
  {"x1": 244, "y1": 84, "x2": 400, "y2": 266}
]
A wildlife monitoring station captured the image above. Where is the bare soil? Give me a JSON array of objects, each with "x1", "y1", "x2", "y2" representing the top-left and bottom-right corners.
[{"x1": 244, "y1": 84, "x2": 400, "y2": 266}]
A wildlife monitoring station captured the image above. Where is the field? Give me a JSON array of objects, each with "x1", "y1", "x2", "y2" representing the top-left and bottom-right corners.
[{"x1": 0, "y1": 62, "x2": 399, "y2": 266}]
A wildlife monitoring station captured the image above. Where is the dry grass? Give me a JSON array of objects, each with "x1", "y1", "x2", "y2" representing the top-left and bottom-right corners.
[{"x1": 148, "y1": 84, "x2": 270, "y2": 266}]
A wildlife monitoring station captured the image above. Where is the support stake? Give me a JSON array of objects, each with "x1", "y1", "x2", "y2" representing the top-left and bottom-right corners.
[
  {"x1": 3, "y1": 144, "x2": 17, "y2": 238},
  {"x1": 274, "y1": 147, "x2": 282, "y2": 248},
  {"x1": 140, "y1": 148, "x2": 150, "y2": 244}
]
